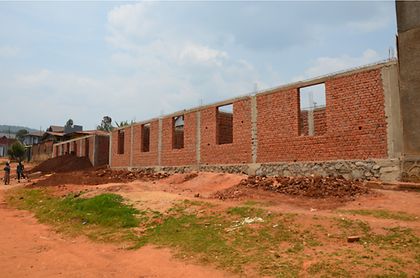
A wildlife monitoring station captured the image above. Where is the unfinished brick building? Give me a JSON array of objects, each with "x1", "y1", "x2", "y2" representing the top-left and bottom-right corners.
[
  {"x1": 109, "y1": 2, "x2": 420, "y2": 182},
  {"x1": 109, "y1": 60, "x2": 408, "y2": 181},
  {"x1": 53, "y1": 134, "x2": 109, "y2": 167}
]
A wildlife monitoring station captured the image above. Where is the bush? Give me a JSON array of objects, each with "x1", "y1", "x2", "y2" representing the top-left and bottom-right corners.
[{"x1": 8, "y1": 141, "x2": 26, "y2": 162}]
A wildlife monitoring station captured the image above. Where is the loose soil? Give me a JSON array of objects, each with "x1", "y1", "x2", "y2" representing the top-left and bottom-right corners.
[
  {"x1": 212, "y1": 175, "x2": 371, "y2": 202},
  {"x1": 0, "y1": 188, "x2": 232, "y2": 278},
  {"x1": 30, "y1": 155, "x2": 93, "y2": 173},
  {"x1": 2, "y1": 169, "x2": 419, "y2": 277},
  {"x1": 28, "y1": 168, "x2": 170, "y2": 187}
]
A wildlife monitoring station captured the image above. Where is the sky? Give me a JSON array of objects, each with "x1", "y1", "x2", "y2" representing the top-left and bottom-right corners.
[{"x1": 0, "y1": 1, "x2": 397, "y2": 130}]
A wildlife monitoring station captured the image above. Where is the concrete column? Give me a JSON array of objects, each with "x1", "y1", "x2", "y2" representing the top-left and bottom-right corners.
[
  {"x1": 308, "y1": 109, "x2": 315, "y2": 136},
  {"x1": 396, "y1": 1, "x2": 420, "y2": 181},
  {"x1": 157, "y1": 118, "x2": 163, "y2": 166},
  {"x1": 129, "y1": 125, "x2": 134, "y2": 168},
  {"x1": 79, "y1": 139, "x2": 83, "y2": 157},
  {"x1": 251, "y1": 95, "x2": 258, "y2": 164},
  {"x1": 92, "y1": 136, "x2": 97, "y2": 167},
  {"x1": 196, "y1": 111, "x2": 201, "y2": 166},
  {"x1": 397, "y1": 1, "x2": 420, "y2": 156},
  {"x1": 381, "y1": 63, "x2": 403, "y2": 159}
]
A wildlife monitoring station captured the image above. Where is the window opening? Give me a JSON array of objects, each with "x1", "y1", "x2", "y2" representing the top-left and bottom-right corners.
[
  {"x1": 299, "y1": 83, "x2": 326, "y2": 136},
  {"x1": 117, "y1": 130, "x2": 124, "y2": 154},
  {"x1": 217, "y1": 104, "x2": 233, "y2": 144},
  {"x1": 141, "y1": 123, "x2": 150, "y2": 152},
  {"x1": 173, "y1": 115, "x2": 184, "y2": 149}
]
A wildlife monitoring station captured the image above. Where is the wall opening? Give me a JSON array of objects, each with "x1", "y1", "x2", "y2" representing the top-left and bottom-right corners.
[
  {"x1": 141, "y1": 123, "x2": 150, "y2": 152},
  {"x1": 173, "y1": 115, "x2": 184, "y2": 149},
  {"x1": 85, "y1": 138, "x2": 90, "y2": 157},
  {"x1": 217, "y1": 104, "x2": 233, "y2": 144},
  {"x1": 72, "y1": 141, "x2": 77, "y2": 155},
  {"x1": 299, "y1": 83, "x2": 327, "y2": 136},
  {"x1": 117, "y1": 130, "x2": 124, "y2": 154}
]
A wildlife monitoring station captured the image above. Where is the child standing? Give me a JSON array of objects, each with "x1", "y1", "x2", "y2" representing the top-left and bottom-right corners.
[
  {"x1": 17, "y1": 161, "x2": 25, "y2": 183},
  {"x1": 4, "y1": 162, "x2": 10, "y2": 185}
]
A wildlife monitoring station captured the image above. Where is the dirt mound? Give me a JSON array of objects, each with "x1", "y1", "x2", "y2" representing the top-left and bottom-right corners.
[
  {"x1": 30, "y1": 155, "x2": 93, "y2": 173},
  {"x1": 30, "y1": 168, "x2": 170, "y2": 187},
  {"x1": 212, "y1": 175, "x2": 371, "y2": 201}
]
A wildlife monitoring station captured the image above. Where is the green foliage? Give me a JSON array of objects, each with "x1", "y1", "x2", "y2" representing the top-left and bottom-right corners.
[
  {"x1": 115, "y1": 120, "x2": 133, "y2": 128},
  {"x1": 97, "y1": 116, "x2": 113, "y2": 132},
  {"x1": 65, "y1": 119, "x2": 74, "y2": 127},
  {"x1": 15, "y1": 129, "x2": 28, "y2": 142},
  {"x1": 7, "y1": 141, "x2": 26, "y2": 161}
]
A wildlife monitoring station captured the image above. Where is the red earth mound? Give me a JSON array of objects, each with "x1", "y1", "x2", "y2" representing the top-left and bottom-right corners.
[
  {"x1": 29, "y1": 168, "x2": 170, "y2": 187},
  {"x1": 30, "y1": 155, "x2": 93, "y2": 173},
  {"x1": 212, "y1": 175, "x2": 371, "y2": 201}
]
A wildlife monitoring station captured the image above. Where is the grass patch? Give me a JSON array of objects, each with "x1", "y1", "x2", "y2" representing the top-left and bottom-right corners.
[
  {"x1": 338, "y1": 209, "x2": 418, "y2": 222},
  {"x1": 6, "y1": 189, "x2": 142, "y2": 241}
]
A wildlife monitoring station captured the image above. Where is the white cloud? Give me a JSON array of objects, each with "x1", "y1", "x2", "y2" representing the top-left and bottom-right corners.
[
  {"x1": 104, "y1": 2, "x2": 268, "y2": 110},
  {"x1": 297, "y1": 49, "x2": 381, "y2": 80},
  {"x1": 179, "y1": 42, "x2": 228, "y2": 66},
  {"x1": 0, "y1": 46, "x2": 19, "y2": 58}
]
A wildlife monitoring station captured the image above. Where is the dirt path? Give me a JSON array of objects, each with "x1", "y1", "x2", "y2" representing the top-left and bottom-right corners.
[{"x1": 0, "y1": 186, "x2": 232, "y2": 278}]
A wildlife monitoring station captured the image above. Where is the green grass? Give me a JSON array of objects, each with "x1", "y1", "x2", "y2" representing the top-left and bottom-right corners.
[
  {"x1": 338, "y1": 209, "x2": 418, "y2": 222},
  {"x1": 6, "y1": 189, "x2": 142, "y2": 241}
]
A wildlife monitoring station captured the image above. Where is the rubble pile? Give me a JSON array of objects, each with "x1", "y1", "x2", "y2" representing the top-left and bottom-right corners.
[
  {"x1": 94, "y1": 168, "x2": 170, "y2": 182},
  {"x1": 213, "y1": 175, "x2": 370, "y2": 200}
]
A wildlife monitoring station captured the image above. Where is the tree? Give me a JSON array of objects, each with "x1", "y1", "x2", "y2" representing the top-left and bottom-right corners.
[
  {"x1": 65, "y1": 119, "x2": 74, "y2": 127},
  {"x1": 115, "y1": 120, "x2": 131, "y2": 128},
  {"x1": 8, "y1": 141, "x2": 26, "y2": 162},
  {"x1": 97, "y1": 116, "x2": 113, "y2": 132},
  {"x1": 16, "y1": 129, "x2": 29, "y2": 142}
]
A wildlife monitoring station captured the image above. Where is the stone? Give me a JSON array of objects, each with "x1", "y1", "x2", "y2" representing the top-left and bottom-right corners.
[{"x1": 347, "y1": 236, "x2": 360, "y2": 243}]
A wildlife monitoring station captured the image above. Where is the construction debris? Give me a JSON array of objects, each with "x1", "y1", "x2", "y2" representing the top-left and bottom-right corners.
[
  {"x1": 29, "y1": 168, "x2": 170, "y2": 187},
  {"x1": 212, "y1": 175, "x2": 370, "y2": 200}
]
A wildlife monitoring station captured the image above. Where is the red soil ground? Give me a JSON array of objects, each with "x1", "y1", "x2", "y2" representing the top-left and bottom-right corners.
[{"x1": 0, "y1": 184, "x2": 232, "y2": 278}]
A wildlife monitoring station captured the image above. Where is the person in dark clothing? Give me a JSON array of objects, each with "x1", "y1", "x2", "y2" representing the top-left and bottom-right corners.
[
  {"x1": 17, "y1": 161, "x2": 25, "y2": 183},
  {"x1": 4, "y1": 162, "x2": 10, "y2": 185}
]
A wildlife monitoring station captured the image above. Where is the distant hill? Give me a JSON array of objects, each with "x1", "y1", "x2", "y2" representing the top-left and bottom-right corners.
[{"x1": 0, "y1": 125, "x2": 38, "y2": 134}]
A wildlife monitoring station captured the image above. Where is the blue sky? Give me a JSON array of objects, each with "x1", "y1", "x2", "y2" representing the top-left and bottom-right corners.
[{"x1": 0, "y1": 1, "x2": 397, "y2": 130}]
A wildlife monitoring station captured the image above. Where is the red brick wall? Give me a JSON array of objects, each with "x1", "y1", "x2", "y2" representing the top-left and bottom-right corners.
[
  {"x1": 132, "y1": 121, "x2": 159, "y2": 166},
  {"x1": 257, "y1": 68, "x2": 387, "y2": 162},
  {"x1": 96, "y1": 135, "x2": 110, "y2": 166},
  {"x1": 32, "y1": 141, "x2": 53, "y2": 161},
  {"x1": 161, "y1": 113, "x2": 197, "y2": 166},
  {"x1": 110, "y1": 127, "x2": 131, "y2": 167},
  {"x1": 300, "y1": 108, "x2": 327, "y2": 136},
  {"x1": 109, "y1": 67, "x2": 389, "y2": 168},
  {"x1": 201, "y1": 99, "x2": 252, "y2": 165}
]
